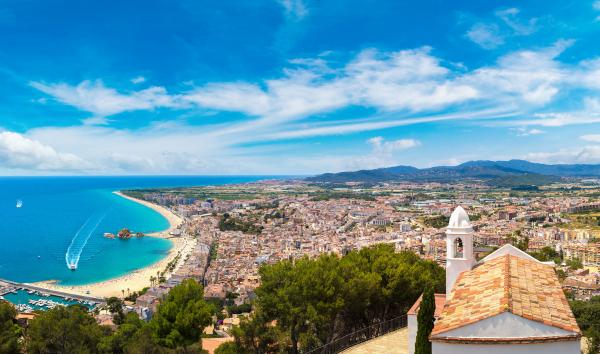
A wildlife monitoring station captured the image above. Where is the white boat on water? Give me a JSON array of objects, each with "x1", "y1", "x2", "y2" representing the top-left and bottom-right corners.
[{"x1": 16, "y1": 199, "x2": 22, "y2": 208}]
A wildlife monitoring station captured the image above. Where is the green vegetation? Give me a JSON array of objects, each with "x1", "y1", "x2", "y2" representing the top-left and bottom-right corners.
[
  {"x1": 124, "y1": 287, "x2": 149, "y2": 302},
  {"x1": 227, "y1": 303, "x2": 252, "y2": 315},
  {"x1": 570, "y1": 296, "x2": 600, "y2": 354},
  {"x1": 566, "y1": 258, "x2": 583, "y2": 270},
  {"x1": 232, "y1": 244, "x2": 444, "y2": 353},
  {"x1": 209, "y1": 241, "x2": 218, "y2": 261},
  {"x1": 422, "y1": 215, "x2": 450, "y2": 229},
  {"x1": 309, "y1": 192, "x2": 375, "y2": 201},
  {"x1": 415, "y1": 287, "x2": 434, "y2": 354},
  {"x1": 559, "y1": 212, "x2": 600, "y2": 230},
  {"x1": 218, "y1": 213, "x2": 263, "y2": 235},
  {"x1": 150, "y1": 279, "x2": 213, "y2": 349},
  {"x1": 5, "y1": 279, "x2": 216, "y2": 354},
  {"x1": 106, "y1": 297, "x2": 125, "y2": 325},
  {"x1": 0, "y1": 301, "x2": 21, "y2": 354},
  {"x1": 25, "y1": 305, "x2": 109, "y2": 354},
  {"x1": 214, "y1": 341, "x2": 240, "y2": 354}
]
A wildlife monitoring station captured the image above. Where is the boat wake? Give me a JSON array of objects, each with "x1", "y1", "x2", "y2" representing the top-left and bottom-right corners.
[{"x1": 65, "y1": 213, "x2": 106, "y2": 270}]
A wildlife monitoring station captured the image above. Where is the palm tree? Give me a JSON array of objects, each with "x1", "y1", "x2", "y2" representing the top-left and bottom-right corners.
[
  {"x1": 127, "y1": 288, "x2": 130, "y2": 296},
  {"x1": 121, "y1": 289, "x2": 125, "y2": 298}
]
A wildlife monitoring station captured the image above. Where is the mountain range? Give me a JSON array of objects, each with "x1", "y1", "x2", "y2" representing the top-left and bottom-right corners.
[{"x1": 306, "y1": 160, "x2": 600, "y2": 186}]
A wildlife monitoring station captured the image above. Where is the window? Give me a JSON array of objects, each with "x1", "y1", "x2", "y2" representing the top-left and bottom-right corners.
[{"x1": 454, "y1": 237, "x2": 463, "y2": 258}]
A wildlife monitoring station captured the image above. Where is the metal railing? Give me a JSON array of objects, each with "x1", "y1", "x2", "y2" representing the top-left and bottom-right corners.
[{"x1": 303, "y1": 313, "x2": 408, "y2": 354}]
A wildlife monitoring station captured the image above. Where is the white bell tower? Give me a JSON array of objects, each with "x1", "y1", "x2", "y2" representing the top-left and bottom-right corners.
[{"x1": 445, "y1": 206, "x2": 474, "y2": 298}]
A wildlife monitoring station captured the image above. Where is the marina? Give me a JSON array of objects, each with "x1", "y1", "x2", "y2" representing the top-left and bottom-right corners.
[{"x1": 0, "y1": 279, "x2": 103, "y2": 313}]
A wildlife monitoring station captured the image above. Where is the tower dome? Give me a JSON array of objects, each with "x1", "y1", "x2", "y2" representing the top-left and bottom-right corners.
[
  {"x1": 447, "y1": 206, "x2": 471, "y2": 230},
  {"x1": 445, "y1": 206, "x2": 475, "y2": 297}
]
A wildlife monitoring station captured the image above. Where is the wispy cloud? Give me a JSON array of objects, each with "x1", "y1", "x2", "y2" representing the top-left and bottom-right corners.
[
  {"x1": 130, "y1": 76, "x2": 146, "y2": 84},
  {"x1": 526, "y1": 146, "x2": 600, "y2": 164},
  {"x1": 580, "y1": 134, "x2": 600, "y2": 142},
  {"x1": 367, "y1": 136, "x2": 421, "y2": 153},
  {"x1": 513, "y1": 127, "x2": 545, "y2": 136},
  {"x1": 466, "y1": 7, "x2": 538, "y2": 49},
  {"x1": 277, "y1": 0, "x2": 308, "y2": 20},
  {"x1": 30, "y1": 80, "x2": 184, "y2": 118},
  {"x1": 466, "y1": 23, "x2": 504, "y2": 49},
  {"x1": 495, "y1": 8, "x2": 538, "y2": 35}
]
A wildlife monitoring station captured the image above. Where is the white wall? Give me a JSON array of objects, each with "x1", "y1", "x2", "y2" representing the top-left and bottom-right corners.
[
  {"x1": 408, "y1": 314, "x2": 416, "y2": 354},
  {"x1": 432, "y1": 340, "x2": 580, "y2": 354},
  {"x1": 437, "y1": 312, "x2": 573, "y2": 339}
]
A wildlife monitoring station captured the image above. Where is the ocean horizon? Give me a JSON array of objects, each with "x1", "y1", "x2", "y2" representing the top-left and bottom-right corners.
[{"x1": 0, "y1": 176, "x2": 277, "y2": 286}]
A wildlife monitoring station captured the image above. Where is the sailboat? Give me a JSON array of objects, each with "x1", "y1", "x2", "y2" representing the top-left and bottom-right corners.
[{"x1": 16, "y1": 199, "x2": 22, "y2": 208}]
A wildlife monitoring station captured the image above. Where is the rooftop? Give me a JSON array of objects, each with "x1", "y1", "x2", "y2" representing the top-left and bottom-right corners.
[
  {"x1": 447, "y1": 206, "x2": 471, "y2": 230},
  {"x1": 407, "y1": 293, "x2": 446, "y2": 317},
  {"x1": 431, "y1": 254, "x2": 580, "y2": 338}
]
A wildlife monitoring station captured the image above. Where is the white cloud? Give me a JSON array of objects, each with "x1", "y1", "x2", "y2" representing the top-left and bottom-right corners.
[
  {"x1": 184, "y1": 47, "x2": 478, "y2": 125},
  {"x1": 0, "y1": 131, "x2": 91, "y2": 171},
  {"x1": 30, "y1": 80, "x2": 183, "y2": 118},
  {"x1": 130, "y1": 76, "x2": 146, "y2": 84},
  {"x1": 495, "y1": 8, "x2": 537, "y2": 35},
  {"x1": 513, "y1": 127, "x2": 545, "y2": 136},
  {"x1": 467, "y1": 40, "x2": 572, "y2": 105},
  {"x1": 466, "y1": 23, "x2": 504, "y2": 49},
  {"x1": 367, "y1": 136, "x2": 421, "y2": 153},
  {"x1": 466, "y1": 7, "x2": 537, "y2": 49},
  {"x1": 526, "y1": 146, "x2": 600, "y2": 164},
  {"x1": 580, "y1": 134, "x2": 600, "y2": 142},
  {"x1": 277, "y1": 0, "x2": 308, "y2": 19}
]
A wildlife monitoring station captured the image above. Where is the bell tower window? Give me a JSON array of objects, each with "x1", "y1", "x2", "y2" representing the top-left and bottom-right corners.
[{"x1": 453, "y1": 238, "x2": 463, "y2": 258}]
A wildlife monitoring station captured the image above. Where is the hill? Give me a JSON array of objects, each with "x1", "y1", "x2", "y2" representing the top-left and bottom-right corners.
[{"x1": 304, "y1": 160, "x2": 600, "y2": 186}]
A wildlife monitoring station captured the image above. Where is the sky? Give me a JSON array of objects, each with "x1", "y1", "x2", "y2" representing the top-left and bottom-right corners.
[{"x1": 3, "y1": 0, "x2": 600, "y2": 175}]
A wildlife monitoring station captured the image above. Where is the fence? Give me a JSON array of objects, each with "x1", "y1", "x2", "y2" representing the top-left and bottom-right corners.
[{"x1": 303, "y1": 313, "x2": 408, "y2": 354}]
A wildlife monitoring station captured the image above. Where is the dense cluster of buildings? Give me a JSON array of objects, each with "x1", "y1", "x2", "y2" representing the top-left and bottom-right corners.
[{"x1": 127, "y1": 180, "x2": 600, "y2": 308}]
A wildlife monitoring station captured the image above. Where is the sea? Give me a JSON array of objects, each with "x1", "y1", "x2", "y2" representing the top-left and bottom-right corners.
[{"x1": 0, "y1": 176, "x2": 273, "y2": 286}]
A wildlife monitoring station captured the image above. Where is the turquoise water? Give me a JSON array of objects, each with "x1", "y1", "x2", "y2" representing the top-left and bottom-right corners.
[
  {"x1": 0, "y1": 176, "x2": 273, "y2": 285},
  {"x1": 2, "y1": 289, "x2": 97, "y2": 310}
]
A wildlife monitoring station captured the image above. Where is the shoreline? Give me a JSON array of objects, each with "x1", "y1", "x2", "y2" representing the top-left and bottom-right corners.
[{"x1": 30, "y1": 191, "x2": 190, "y2": 299}]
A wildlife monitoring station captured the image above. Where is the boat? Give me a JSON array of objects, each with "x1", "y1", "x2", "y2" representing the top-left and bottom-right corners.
[
  {"x1": 16, "y1": 199, "x2": 22, "y2": 208},
  {"x1": 68, "y1": 263, "x2": 77, "y2": 270}
]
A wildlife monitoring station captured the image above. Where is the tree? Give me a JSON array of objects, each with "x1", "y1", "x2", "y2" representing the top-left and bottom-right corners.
[
  {"x1": 98, "y1": 312, "x2": 144, "y2": 354},
  {"x1": 0, "y1": 301, "x2": 21, "y2": 354},
  {"x1": 122, "y1": 325, "x2": 169, "y2": 354},
  {"x1": 567, "y1": 258, "x2": 584, "y2": 270},
  {"x1": 252, "y1": 244, "x2": 445, "y2": 353},
  {"x1": 150, "y1": 279, "x2": 213, "y2": 350},
  {"x1": 25, "y1": 305, "x2": 109, "y2": 354},
  {"x1": 214, "y1": 341, "x2": 244, "y2": 354},
  {"x1": 415, "y1": 287, "x2": 435, "y2": 354},
  {"x1": 587, "y1": 326, "x2": 600, "y2": 354},
  {"x1": 106, "y1": 297, "x2": 126, "y2": 325},
  {"x1": 233, "y1": 311, "x2": 281, "y2": 354}
]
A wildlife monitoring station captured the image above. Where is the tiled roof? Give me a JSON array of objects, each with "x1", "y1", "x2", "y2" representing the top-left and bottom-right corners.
[
  {"x1": 431, "y1": 254, "x2": 580, "y2": 339},
  {"x1": 407, "y1": 293, "x2": 446, "y2": 317}
]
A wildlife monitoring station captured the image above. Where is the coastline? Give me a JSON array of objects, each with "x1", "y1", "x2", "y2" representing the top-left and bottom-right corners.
[{"x1": 30, "y1": 191, "x2": 191, "y2": 299}]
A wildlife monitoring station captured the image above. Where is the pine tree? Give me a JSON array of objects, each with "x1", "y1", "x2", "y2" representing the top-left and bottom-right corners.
[{"x1": 415, "y1": 287, "x2": 435, "y2": 354}]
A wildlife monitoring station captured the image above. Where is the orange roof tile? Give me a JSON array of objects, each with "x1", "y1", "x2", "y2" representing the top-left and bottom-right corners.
[
  {"x1": 408, "y1": 293, "x2": 446, "y2": 317},
  {"x1": 431, "y1": 254, "x2": 580, "y2": 339}
]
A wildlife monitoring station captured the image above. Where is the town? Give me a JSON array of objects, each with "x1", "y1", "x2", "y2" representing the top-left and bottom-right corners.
[{"x1": 117, "y1": 178, "x2": 600, "y2": 327}]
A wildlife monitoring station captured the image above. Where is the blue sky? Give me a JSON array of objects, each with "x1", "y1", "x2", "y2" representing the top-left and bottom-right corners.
[{"x1": 2, "y1": 0, "x2": 600, "y2": 174}]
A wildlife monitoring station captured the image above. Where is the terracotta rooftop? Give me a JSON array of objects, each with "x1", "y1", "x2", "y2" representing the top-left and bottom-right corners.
[
  {"x1": 431, "y1": 254, "x2": 580, "y2": 338},
  {"x1": 408, "y1": 293, "x2": 446, "y2": 317}
]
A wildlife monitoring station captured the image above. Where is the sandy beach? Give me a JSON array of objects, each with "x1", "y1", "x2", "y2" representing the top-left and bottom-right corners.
[{"x1": 30, "y1": 192, "x2": 191, "y2": 299}]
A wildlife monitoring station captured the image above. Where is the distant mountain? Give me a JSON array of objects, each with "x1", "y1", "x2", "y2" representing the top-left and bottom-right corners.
[
  {"x1": 460, "y1": 160, "x2": 600, "y2": 177},
  {"x1": 304, "y1": 160, "x2": 600, "y2": 186}
]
